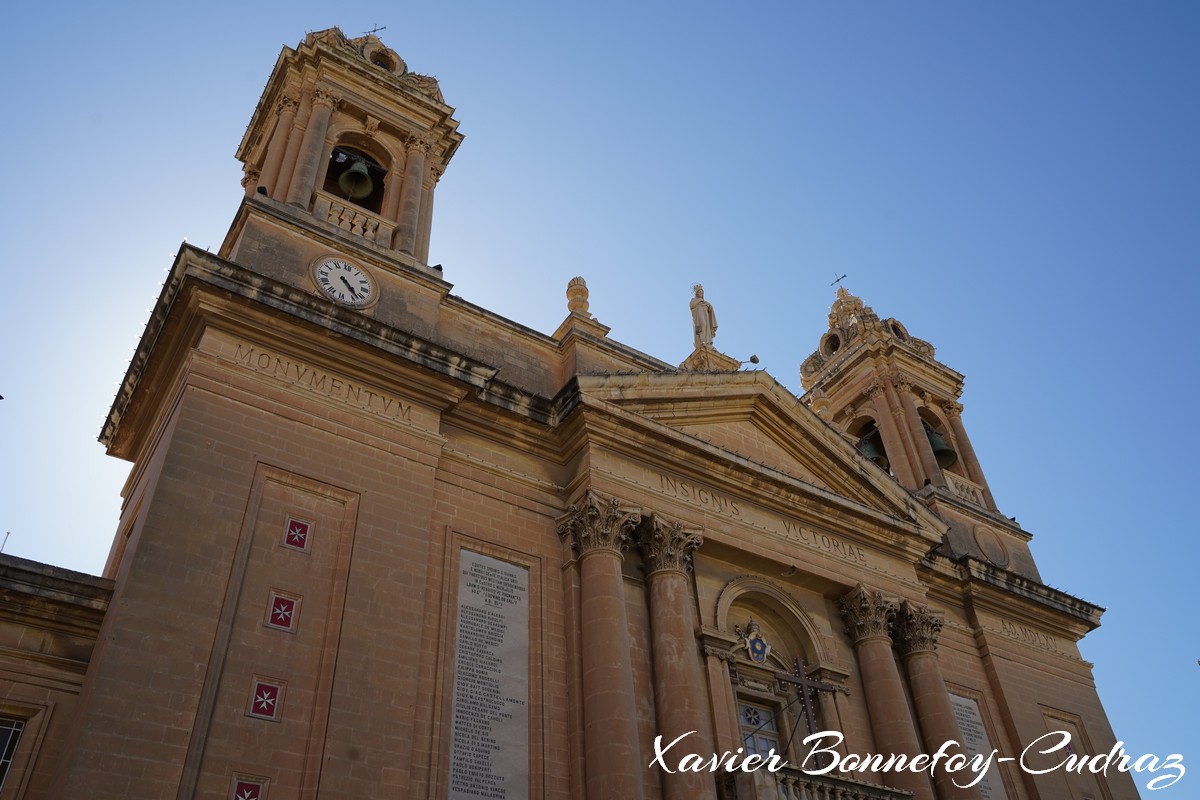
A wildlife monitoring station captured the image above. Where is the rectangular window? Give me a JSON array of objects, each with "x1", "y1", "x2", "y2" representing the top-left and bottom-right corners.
[
  {"x1": 738, "y1": 699, "x2": 781, "y2": 757},
  {"x1": 0, "y1": 717, "x2": 24, "y2": 791}
]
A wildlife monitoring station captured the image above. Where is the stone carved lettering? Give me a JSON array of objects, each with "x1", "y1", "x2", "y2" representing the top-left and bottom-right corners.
[
  {"x1": 230, "y1": 343, "x2": 413, "y2": 422},
  {"x1": 949, "y1": 694, "x2": 1010, "y2": 800},
  {"x1": 998, "y1": 618, "x2": 1061, "y2": 654},
  {"x1": 449, "y1": 551, "x2": 530, "y2": 800},
  {"x1": 658, "y1": 475, "x2": 742, "y2": 517},
  {"x1": 780, "y1": 519, "x2": 868, "y2": 565},
  {"x1": 656, "y1": 474, "x2": 872, "y2": 567}
]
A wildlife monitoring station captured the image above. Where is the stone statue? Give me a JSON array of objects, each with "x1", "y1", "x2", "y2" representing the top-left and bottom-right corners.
[{"x1": 690, "y1": 284, "x2": 717, "y2": 348}]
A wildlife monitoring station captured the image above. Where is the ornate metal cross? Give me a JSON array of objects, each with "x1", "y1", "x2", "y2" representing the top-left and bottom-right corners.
[{"x1": 775, "y1": 657, "x2": 836, "y2": 737}]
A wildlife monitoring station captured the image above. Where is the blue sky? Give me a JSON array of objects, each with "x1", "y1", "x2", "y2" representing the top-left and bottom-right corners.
[{"x1": 2, "y1": 0, "x2": 1196, "y2": 785}]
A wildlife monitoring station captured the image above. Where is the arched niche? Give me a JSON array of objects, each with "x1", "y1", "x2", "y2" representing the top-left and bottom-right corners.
[{"x1": 715, "y1": 576, "x2": 831, "y2": 668}]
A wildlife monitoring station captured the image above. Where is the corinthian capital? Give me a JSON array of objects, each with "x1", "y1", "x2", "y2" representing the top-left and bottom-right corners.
[
  {"x1": 894, "y1": 600, "x2": 943, "y2": 656},
  {"x1": 312, "y1": 88, "x2": 342, "y2": 110},
  {"x1": 405, "y1": 134, "x2": 433, "y2": 154},
  {"x1": 838, "y1": 584, "x2": 897, "y2": 644},
  {"x1": 276, "y1": 95, "x2": 297, "y2": 115},
  {"x1": 639, "y1": 513, "x2": 703, "y2": 574},
  {"x1": 556, "y1": 489, "x2": 641, "y2": 557},
  {"x1": 240, "y1": 165, "x2": 260, "y2": 188}
]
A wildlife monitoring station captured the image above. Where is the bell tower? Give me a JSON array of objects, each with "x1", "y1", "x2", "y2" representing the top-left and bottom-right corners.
[
  {"x1": 226, "y1": 28, "x2": 462, "y2": 270},
  {"x1": 801, "y1": 288, "x2": 1041, "y2": 578}
]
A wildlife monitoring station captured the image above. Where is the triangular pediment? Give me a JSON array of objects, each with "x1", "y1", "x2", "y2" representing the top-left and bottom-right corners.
[{"x1": 571, "y1": 371, "x2": 942, "y2": 532}]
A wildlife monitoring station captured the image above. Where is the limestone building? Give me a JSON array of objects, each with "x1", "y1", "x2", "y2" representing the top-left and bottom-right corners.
[{"x1": 1, "y1": 28, "x2": 1138, "y2": 800}]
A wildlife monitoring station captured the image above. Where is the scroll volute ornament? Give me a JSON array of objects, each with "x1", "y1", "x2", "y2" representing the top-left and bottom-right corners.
[
  {"x1": 838, "y1": 584, "x2": 897, "y2": 644},
  {"x1": 894, "y1": 600, "x2": 944, "y2": 656},
  {"x1": 556, "y1": 489, "x2": 641, "y2": 557},
  {"x1": 639, "y1": 514, "x2": 703, "y2": 574}
]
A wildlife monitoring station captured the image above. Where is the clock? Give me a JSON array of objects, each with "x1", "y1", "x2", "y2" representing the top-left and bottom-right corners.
[{"x1": 311, "y1": 257, "x2": 376, "y2": 308}]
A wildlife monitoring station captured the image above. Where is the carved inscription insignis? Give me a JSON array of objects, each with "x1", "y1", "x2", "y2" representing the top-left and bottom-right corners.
[
  {"x1": 231, "y1": 343, "x2": 413, "y2": 422},
  {"x1": 657, "y1": 474, "x2": 869, "y2": 566},
  {"x1": 658, "y1": 475, "x2": 741, "y2": 517}
]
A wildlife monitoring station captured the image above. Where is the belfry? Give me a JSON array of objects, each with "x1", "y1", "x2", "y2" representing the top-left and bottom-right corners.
[{"x1": 0, "y1": 28, "x2": 1137, "y2": 800}]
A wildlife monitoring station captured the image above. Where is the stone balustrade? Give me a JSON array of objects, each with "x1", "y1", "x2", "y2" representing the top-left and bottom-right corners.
[
  {"x1": 717, "y1": 767, "x2": 912, "y2": 800},
  {"x1": 312, "y1": 190, "x2": 394, "y2": 245},
  {"x1": 944, "y1": 471, "x2": 986, "y2": 507}
]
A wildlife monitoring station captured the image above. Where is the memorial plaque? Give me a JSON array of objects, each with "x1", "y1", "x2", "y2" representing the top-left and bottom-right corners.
[
  {"x1": 449, "y1": 551, "x2": 530, "y2": 800},
  {"x1": 949, "y1": 693, "x2": 1009, "y2": 800}
]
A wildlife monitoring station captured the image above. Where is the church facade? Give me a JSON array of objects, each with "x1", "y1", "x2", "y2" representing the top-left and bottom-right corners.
[{"x1": 0, "y1": 29, "x2": 1138, "y2": 800}]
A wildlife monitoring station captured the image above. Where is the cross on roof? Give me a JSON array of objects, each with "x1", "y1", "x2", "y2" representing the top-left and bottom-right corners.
[{"x1": 365, "y1": 25, "x2": 387, "y2": 36}]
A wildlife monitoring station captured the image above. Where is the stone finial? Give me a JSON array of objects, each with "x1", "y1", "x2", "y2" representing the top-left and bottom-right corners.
[
  {"x1": 566, "y1": 276, "x2": 590, "y2": 317},
  {"x1": 690, "y1": 283, "x2": 718, "y2": 348}
]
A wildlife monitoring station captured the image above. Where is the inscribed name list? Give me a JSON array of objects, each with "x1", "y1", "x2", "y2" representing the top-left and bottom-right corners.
[
  {"x1": 949, "y1": 693, "x2": 1009, "y2": 800},
  {"x1": 449, "y1": 551, "x2": 530, "y2": 800}
]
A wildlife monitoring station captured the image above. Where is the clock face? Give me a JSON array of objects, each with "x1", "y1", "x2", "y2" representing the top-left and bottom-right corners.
[{"x1": 312, "y1": 257, "x2": 375, "y2": 307}]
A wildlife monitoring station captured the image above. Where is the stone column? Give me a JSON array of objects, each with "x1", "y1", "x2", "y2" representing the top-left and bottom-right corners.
[
  {"x1": 880, "y1": 377, "x2": 926, "y2": 490},
  {"x1": 259, "y1": 95, "x2": 297, "y2": 197},
  {"x1": 895, "y1": 375, "x2": 944, "y2": 487},
  {"x1": 274, "y1": 93, "x2": 310, "y2": 201},
  {"x1": 286, "y1": 88, "x2": 340, "y2": 207},
  {"x1": 394, "y1": 135, "x2": 430, "y2": 253},
  {"x1": 863, "y1": 382, "x2": 918, "y2": 489},
  {"x1": 943, "y1": 403, "x2": 998, "y2": 511},
  {"x1": 557, "y1": 490, "x2": 644, "y2": 800},
  {"x1": 838, "y1": 585, "x2": 933, "y2": 799},
  {"x1": 895, "y1": 601, "x2": 982, "y2": 800},
  {"x1": 640, "y1": 515, "x2": 716, "y2": 800},
  {"x1": 380, "y1": 155, "x2": 405, "y2": 221},
  {"x1": 414, "y1": 167, "x2": 440, "y2": 263}
]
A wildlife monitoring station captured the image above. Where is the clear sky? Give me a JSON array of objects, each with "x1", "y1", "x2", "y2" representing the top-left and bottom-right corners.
[{"x1": 2, "y1": 0, "x2": 1196, "y2": 787}]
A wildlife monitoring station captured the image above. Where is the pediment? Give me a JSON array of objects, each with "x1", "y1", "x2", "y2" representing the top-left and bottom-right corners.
[{"x1": 572, "y1": 371, "x2": 939, "y2": 529}]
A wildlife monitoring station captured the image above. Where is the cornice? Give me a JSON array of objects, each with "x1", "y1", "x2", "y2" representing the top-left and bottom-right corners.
[
  {"x1": 101, "y1": 245, "x2": 566, "y2": 453},
  {"x1": 955, "y1": 556, "x2": 1104, "y2": 631}
]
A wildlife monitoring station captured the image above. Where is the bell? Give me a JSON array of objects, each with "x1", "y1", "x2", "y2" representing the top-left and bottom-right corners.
[
  {"x1": 925, "y1": 426, "x2": 958, "y2": 469},
  {"x1": 857, "y1": 433, "x2": 889, "y2": 471},
  {"x1": 338, "y1": 160, "x2": 373, "y2": 200}
]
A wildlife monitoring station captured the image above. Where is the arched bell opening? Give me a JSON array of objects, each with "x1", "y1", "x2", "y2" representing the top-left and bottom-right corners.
[
  {"x1": 852, "y1": 418, "x2": 891, "y2": 474},
  {"x1": 322, "y1": 145, "x2": 387, "y2": 214},
  {"x1": 918, "y1": 408, "x2": 960, "y2": 474}
]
